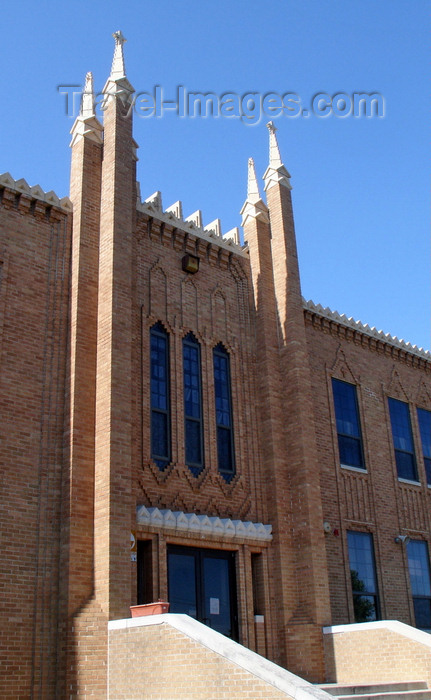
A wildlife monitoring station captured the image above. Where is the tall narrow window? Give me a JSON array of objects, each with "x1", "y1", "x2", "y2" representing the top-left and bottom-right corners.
[
  {"x1": 347, "y1": 531, "x2": 379, "y2": 622},
  {"x1": 407, "y1": 540, "x2": 431, "y2": 631},
  {"x1": 388, "y1": 398, "x2": 418, "y2": 482},
  {"x1": 183, "y1": 333, "x2": 204, "y2": 475},
  {"x1": 213, "y1": 344, "x2": 235, "y2": 480},
  {"x1": 417, "y1": 408, "x2": 431, "y2": 486},
  {"x1": 332, "y1": 378, "x2": 365, "y2": 469},
  {"x1": 150, "y1": 323, "x2": 170, "y2": 470}
]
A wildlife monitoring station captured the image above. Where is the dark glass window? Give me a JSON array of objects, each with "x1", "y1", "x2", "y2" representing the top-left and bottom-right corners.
[
  {"x1": 150, "y1": 323, "x2": 170, "y2": 470},
  {"x1": 347, "y1": 531, "x2": 379, "y2": 622},
  {"x1": 407, "y1": 540, "x2": 431, "y2": 631},
  {"x1": 388, "y1": 398, "x2": 418, "y2": 481},
  {"x1": 332, "y1": 379, "x2": 365, "y2": 469},
  {"x1": 183, "y1": 333, "x2": 204, "y2": 475},
  {"x1": 417, "y1": 408, "x2": 431, "y2": 486},
  {"x1": 213, "y1": 344, "x2": 235, "y2": 481}
]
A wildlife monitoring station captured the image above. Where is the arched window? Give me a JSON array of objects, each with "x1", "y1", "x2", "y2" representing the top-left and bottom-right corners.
[
  {"x1": 150, "y1": 323, "x2": 170, "y2": 470},
  {"x1": 213, "y1": 344, "x2": 235, "y2": 480},
  {"x1": 183, "y1": 333, "x2": 204, "y2": 475}
]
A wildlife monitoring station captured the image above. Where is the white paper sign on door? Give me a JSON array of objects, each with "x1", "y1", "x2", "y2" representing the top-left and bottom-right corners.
[{"x1": 209, "y1": 597, "x2": 220, "y2": 615}]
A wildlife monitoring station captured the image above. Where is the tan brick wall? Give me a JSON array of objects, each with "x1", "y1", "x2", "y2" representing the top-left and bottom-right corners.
[
  {"x1": 135, "y1": 211, "x2": 265, "y2": 526},
  {"x1": 323, "y1": 626, "x2": 431, "y2": 685},
  {"x1": 0, "y1": 189, "x2": 71, "y2": 698},
  {"x1": 109, "y1": 623, "x2": 295, "y2": 699},
  {"x1": 305, "y1": 311, "x2": 431, "y2": 628}
]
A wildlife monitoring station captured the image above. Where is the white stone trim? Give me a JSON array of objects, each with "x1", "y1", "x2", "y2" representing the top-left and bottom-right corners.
[
  {"x1": 240, "y1": 198, "x2": 270, "y2": 226},
  {"x1": 263, "y1": 164, "x2": 292, "y2": 191},
  {"x1": 0, "y1": 172, "x2": 72, "y2": 212},
  {"x1": 224, "y1": 226, "x2": 241, "y2": 245},
  {"x1": 136, "y1": 506, "x2": 272, "y2": 541},
  {"x1": 340, "y1": 464, "x2": 368, "y2": 474},
  {"x1": 204, "y1": 218, "x2": 222, "y2": 237},
  {"x1": 70, "y1": 114, "x2": 103, "y2": 147},
  {"x1": 303, "y1": 298, "x2": 431, "y2": 360},
  {"x1": 322, "y1": 620, "x2": 431, "y2": 647},
  {"x1": 398, "y1": 477, "x2": 421, "y2": 487},
  {"x1": 109, "y1": 613, "x2": 332, "y2": 700}
]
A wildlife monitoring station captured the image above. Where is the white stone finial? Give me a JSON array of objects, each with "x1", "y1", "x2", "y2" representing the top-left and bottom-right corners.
[
  {"x1": 111, "y1": 30, "x2": 127, "y2": 80},
  {"x1": 81, "y1": 72, "x2": 95, "y2": 119},
  {"x1": 247, "y1": 158, "x2": 261, "y2": 204},
  {"x1": 113, "y1": 29, "x2": 126, "y2": 43},
  {"x1": 263, "y1": 122, "x2": 292, "y2": 191},
  {"x1": 267, "y1": 121, "x2": 283, "y2": 169},
  {"x1": 70, "y1": 71, "x2": 103, "y2": 147},
  {"x1": 102, "y1": 30, "x2": 134, "y2": 105},
  {"x1": 240, "y1": 157, "x2": 269, "y2": 226}
]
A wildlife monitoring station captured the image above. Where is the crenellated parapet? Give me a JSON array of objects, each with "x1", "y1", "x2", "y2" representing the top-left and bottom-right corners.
[
  {"x1": 137, "y1": 189, "x2": 246, "y2": 257},
  {"x1": 303, "y1": 298, "x2": 431, "y2": 362},
  {"x1": 0, "y1": 172, "x2": 72, "y2": 215}
]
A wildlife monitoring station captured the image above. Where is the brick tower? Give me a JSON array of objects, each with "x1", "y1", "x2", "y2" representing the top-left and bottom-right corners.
[
  {"x1": 264, "y1": 122, "x2": 331, "y2": 679},
  {"x1": 244, "y1": 125, "x2": 332, "y2": 680},
  {"x1": 241, "y1": 157, "x2": 295, "y2": 666},
  {"x1": 60, "y1": 69, "x2": 104, "y2": 697},
  {"x1": 94, "y1": 28, "x2": 136, "y2": 622},
  {"x1": 60, "y1": 32, "x2": 138, "y2": 697}
]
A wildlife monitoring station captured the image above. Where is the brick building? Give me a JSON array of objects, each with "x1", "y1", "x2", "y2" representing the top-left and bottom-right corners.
[{"x1": 0, "y1": 32, "x2": 430, "y2": 698}]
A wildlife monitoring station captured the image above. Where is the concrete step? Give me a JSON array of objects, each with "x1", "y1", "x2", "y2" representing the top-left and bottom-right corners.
[
  {"x1": 318, "y1": 681, "x2": 430, "y2": 700},
  {"x1": 330, "y1": 693, "x2": 431, "y2": 700},
  {"x1": 338, "y1": 693, "x2": 430, "y2": 700}
]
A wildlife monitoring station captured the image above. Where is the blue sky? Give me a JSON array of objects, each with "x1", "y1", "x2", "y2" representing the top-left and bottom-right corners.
[{"x1": 2, "y1": 0, "x2": 429, "y2": 349}]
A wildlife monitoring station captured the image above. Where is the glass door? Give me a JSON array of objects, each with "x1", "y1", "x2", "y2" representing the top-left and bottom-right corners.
[{"x1": 167, "y1": 545, "x2": 238, "y2": 640}]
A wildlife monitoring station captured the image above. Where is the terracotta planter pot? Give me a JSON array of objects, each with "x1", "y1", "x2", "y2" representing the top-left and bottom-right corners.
[{"x1": 130, "y1": 600, "x2": 170, "y2": 617}]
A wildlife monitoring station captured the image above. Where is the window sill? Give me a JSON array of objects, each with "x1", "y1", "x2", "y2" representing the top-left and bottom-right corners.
[
  {"x1": 398, "y1": 477, "x2": 421, "y2": 487},
  {"x1": 340, "y1": 464, "x2": 368, "y2": 474}
]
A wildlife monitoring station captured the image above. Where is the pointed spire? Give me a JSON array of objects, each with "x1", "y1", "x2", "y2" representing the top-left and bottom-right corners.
[
  {"x1": 70, "y1": 72, "x2": 103, "y2": 147},
  {"x1": 247, "y1": 158, "x2": 261, "y2": 204},
  {"x1": 263, "y1": 121, "x2": 292, "y2": 191},
  {"x1": 267, "y1": 121, "x2": 283, "y2": 169},
  {"x1": 102, "y1": 30, "x2": 134, "y2": 106},
  {"x1": 81, "y1": 72, "x2": 95, "y2": 119},
  {"x1": 110, "y1": 30, "x2": 127, "y2": 81},
  {"x1": 240, "y1": 157, "x2": 269, "y2": 226}
]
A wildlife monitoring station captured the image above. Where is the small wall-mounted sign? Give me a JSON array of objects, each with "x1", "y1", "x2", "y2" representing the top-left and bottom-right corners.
[{"x1": 131, "y1": 531, "x2": 137, "y2": 561}]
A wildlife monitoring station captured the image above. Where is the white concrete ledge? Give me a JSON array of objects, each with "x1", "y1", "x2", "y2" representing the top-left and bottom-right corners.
[
  {"x1": 109, "y1": 613, "x2": 332, "y2": 700},
  {"x1": 136, "y1": 506, "x2": 272, "y2": 541},
  {"x1": 323, "y1": 620, "x2": 431, "y2": 648}
]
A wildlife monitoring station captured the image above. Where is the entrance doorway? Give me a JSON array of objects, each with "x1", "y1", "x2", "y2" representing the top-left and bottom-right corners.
[{"x1": 167, "y1": 545, "x2": 238, "y2": 640}]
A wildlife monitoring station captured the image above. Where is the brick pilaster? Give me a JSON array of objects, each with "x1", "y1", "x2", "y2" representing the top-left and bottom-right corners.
[
  {"x1": 266, "y1": 163, "x2": 331, "y2": 681},
  {"x1": 94, "y1": 85, "x2": 136, "y2": 628},
  {"x1": 60, "y1": 92, "x2": 104, "y2": 697},
  {"x1": 243, "y1": 165, "x2": 295, "y2": 672}
]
